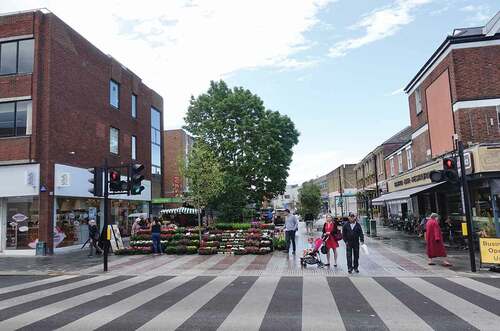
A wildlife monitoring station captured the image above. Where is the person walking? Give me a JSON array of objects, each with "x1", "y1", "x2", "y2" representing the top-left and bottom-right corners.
[
  {"x1": 305, "y1": 212, "x2": 314, "y2": 234},
  {"x1": 150, "y1": 218, "x2": 162, "y2": 255},
  {"x1": 88, "y1": 219, "x2": 102, "y2": 257},
  {"x1": 284, "y1": 209, "x2": 298, "y2": 254},
  {"x1": 322, "y1": 215, "x2": 340, "y2": 267},
  {"x1": 342, "y1": 213, "x2": 364, "y2": 273},
  {"x1": 426, "y1": 213, "x2": 452, "y2": 266}
]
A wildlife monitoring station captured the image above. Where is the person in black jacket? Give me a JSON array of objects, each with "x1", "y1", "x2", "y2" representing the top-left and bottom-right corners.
[
  {"x1": 88, "y1": 219, "x2": 102, "y2": 257},
  {"x1": 342, "y1": 213, "x2": 364, "y2": 273}
]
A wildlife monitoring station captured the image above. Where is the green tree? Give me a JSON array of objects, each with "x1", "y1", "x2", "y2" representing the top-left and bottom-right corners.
[
  {"x1": 184, "y1": 80, "x2": 299, "y2": 210},
  {"x1": 182, "y1": 143, "x2": 225, "y2": 239},
  {"x1": 298, "y1": 182, "x2": 322, "y2": 218}
]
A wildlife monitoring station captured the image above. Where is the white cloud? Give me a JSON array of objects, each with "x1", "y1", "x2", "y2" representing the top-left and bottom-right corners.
[
  {"x1": 0, "y1": 0, "x2": 334, "y2": 128},
  {"x1": 460, "y1": 4, "x2": 492, "y2": 25},
  {"x1": 328, "y1": 0, "x2": 432, "y2": 58}
]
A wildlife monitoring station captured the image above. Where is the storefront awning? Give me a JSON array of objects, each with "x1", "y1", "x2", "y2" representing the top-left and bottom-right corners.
[
  {"x1": 372, "y1": 182, "x2": 445, "y2": 206},
  {"x1": 160, "y1": 207, "x2": 199, "y2": 215}
]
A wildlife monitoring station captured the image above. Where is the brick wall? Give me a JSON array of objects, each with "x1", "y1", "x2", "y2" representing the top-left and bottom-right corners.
[
  {"x1": 0, "y1": 12, "x2": 33, "y2": 38},
  {"x1": 0, "y1": 136, "x2": 30, "y2": 161},
  {"x1": 163, "y1": 130, "x2": 186, "y2": 196},
  {"x1": 454, "y1": 106, "x2": 500, "y2": 144}
]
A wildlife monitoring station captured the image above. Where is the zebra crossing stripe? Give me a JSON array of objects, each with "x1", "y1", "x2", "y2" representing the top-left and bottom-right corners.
[
  {"x1": 399, "y1": 277, "x2": 500, "y2": 330},
  {"x1": 0, "y1": 275, "x2": 92, "y2": 301},
  {"x1": 302, "y1": 276, "x2": 346, "y2": 331},
  {"x1": 260, "y1": 277, "x2": 303, "y2": 331},
  {"x1": 17, "y1": 276, "x2": 171, "y2": 331},
  {"x1": 448, "y1": 277, "x2": 500, "y2": 300},
  {"x1": 472, "y1": 277, "x2": 500, "y2": 289},
  {"x1": 0, "y1": 275, "x2": 101, "y2": 312},
  {"x1": 84, "y1": 255, "x2": 143, "y2": 273},
  {"x1": 97, "y1": 276, "x2": 215, "y2": 330},
  {"x1": 177, "y1": 276, "x2": 258, "y2": 330},
  {"x1": 422, "y1": 277, "x2": 500, "y2": 318},
  {"x1": 217, "y1": 276, "x2": 280, "y2": 331},
  {"x1": 328, "y1": 277, "x2": 388, "y2": 330},
  {"x1": 350, "y1": 277, "x2": 432, "y2": 331},
  {"x1": 0, "y1": 275, "x2": 79, "y2": 295},
  {"x1": 56, "y1": 275, "x2": 196, "y2": 331},
  {"x1": 137, "y1": 276, "x2": 237, "y2": 330},
  {"x1": 181, "y1": 255, "x2": 226, "y2": 275},
  {"x1": 219, "y1": 255, "x2": 256, "y2": 276},
  {"x1": 0, "y1": 276, "x2": 134, "y2": 329},
  {"x1": 147, "y1": 255, "x2": 202, "y2": 275}
]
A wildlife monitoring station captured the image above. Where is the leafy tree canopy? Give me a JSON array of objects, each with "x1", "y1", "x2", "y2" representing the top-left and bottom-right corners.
[
  {"x1": 298, "y1": 182, "x2": 322, "y2": 218},
  {"x1": 184, "y1": 80, "x2": 299, "y2": 205}
]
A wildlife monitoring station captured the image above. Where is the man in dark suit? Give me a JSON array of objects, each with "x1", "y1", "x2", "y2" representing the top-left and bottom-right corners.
[{"x1": 342, "y1": 212, "x2": 364, "y2": 273}]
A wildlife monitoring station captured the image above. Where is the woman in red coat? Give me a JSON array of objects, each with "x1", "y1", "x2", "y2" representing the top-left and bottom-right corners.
[
  {"x1": 425, "y1": 213, "x2": 452, "y2": 266},
  {"x1": 322, "y1": 215, "x2": 340, "y2": 267}
]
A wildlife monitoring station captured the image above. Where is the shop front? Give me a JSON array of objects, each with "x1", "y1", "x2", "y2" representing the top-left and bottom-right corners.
[{"x1": 0, "y1": 164, "x2": 40, "y2": 255}]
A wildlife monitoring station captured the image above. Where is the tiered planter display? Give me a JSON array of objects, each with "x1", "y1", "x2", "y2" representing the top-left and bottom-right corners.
[{"x1": 115, "y1": 227, "x2": 200, "y2": 255}]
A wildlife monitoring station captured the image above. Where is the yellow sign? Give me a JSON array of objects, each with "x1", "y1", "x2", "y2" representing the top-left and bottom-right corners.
[
  {"x1": 106, "y1": 225, "x2": 112, "y2": 240},
  {"x1": 461, "y1": 223, "x2": 468, "y2": 236},
  {"x1": 479, "y1": 238, "x2": 500, "y2": 264}
]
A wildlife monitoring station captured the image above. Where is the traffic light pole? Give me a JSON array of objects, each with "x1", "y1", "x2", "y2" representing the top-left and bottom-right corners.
[
  {"x1": 458, "y1": 141, "x2": 476, "y2": 272},
  {"x1": 103, "y1": 159, "x2": 110, "y2": 272}
]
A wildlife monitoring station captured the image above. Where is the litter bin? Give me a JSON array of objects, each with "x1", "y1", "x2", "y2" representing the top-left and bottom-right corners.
[
  {"x1": 361, "y1": 216, "x2": 370, "y2": 235},
  {"x1": 35, "y1": 241, "x2": 46, "y2": 256},
  {"x1": 369, "y1": 219, "x2": 377, "y2": 237}
]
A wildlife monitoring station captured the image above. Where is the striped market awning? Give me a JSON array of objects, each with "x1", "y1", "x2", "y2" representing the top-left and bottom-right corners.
[{"x1": 160, "y1": 207, "x2": 199, "y2": 215}]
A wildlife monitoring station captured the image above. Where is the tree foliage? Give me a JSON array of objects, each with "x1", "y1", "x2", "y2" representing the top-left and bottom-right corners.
[
  {"x1": 184, "y1": 80, "x2": 299, "y2": 206},
  {"x1": 298, "y1": 182, "x2": 322, "y2": 218},
  {"x1": 182, "y1": 142, "x2": 225, "y2": 210}
]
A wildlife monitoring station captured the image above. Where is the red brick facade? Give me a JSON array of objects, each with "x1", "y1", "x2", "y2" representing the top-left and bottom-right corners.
[
  {"x1": 0, "y1": 10, "x2": 163, "y2": 252},
  {"x1": 163, "y1": 129, "x2": 193, "y2": 198}
]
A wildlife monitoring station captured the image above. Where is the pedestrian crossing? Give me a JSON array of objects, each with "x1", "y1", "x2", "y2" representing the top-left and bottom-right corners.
[{"x1": 0, "y1": 274, "x2": 498, "y2": 330}]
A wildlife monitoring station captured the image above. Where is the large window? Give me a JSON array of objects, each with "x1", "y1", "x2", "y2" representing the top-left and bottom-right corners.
[
  {"x1": 131, "y1": 135, "x2": 137, "y2": 160},
  {"x1": 0, "y1": 100, "x2": 31, "y2": 137},
  {"x1": 131, "y1": 94, "x2": 137, "y2": 118},
  {"x1": 397, "y1": 152, "x2": 403, "y2": 173},
  {"x1": 110, "y1": 127, "x2": 119, "y2": 155},
  {"x1": 110, "y1": 80, "x2": 120, "y2": 108},
  {"x1": 415, "y1": 87, "x2": 422, "y2": 115},
  {"x1": 0, "y1": 39, "x2": 34, "y2": 75},
  {"x1": 151, "y1": 107, "x2": 162, "y2": 174},
  {"x1": 390, "y1": 157, "x2": 395, "y2": 177},
  {"x1": 406, "y1": 147, "x2": 413, "y2": 170}
]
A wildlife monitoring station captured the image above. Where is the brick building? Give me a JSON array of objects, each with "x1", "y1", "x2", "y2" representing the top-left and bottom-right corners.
[
  {"x1": 373, "y1": 12, "x2": 500, "y2": 237},
  {"x1": 0, "y1": 9, "x2": 164, "y2": 254},
  {"x1": 159, "y1": 129, "x2": 194, "y2": 207},
  {"x1": 354, "y1": 127, "x2": 412, "y2": 218}
]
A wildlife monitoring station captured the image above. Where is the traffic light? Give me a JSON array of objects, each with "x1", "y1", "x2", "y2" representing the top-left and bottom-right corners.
[
  {"x1": 109, "y1": 169, "x2": 127, "y2": 192},
  {"x1": 429, "y1": 157, "x2": 459, "y2": 184},
  {"x1": 88, "y1": 167, "x2": 103, "y2": 197},
  {"x1": 130, "y1": 163, "x2": 145, "y2": 195}
]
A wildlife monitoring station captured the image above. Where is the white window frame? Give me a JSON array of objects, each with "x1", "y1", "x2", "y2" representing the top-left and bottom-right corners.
[
  {"x1": 110, "y1": 80, "x2": 120, "y2": 109},
  {"x1": 390, "y1": 157, "x2": 395, "y2": 177},
  {"x1": 110, "y1": 127, "x2": 119, "y2": 155},
  {"x1": 406, "y1": 147, "x2": 413, "y2": 170},
  {"x1": 397, "y1": 152, "x2": 403, "y2": 173},
  {"x1": 131, "y1": 135, "x2": 137, "y2": 160},
  {"x1": 131, "y1": 94, "x2": 137, "y2": 118},
  {"x1": 415, "y1": 87, "x2": 422, "y2": 115}
]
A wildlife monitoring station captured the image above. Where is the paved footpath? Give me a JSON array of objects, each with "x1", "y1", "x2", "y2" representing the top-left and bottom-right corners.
[{"x1": 0, "y1": 220, "x2": 498, "y2": 330}]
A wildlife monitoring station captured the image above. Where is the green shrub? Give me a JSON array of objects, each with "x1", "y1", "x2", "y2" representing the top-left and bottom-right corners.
[
  {"x1": 172, "y1": 233, "x2": 184, "y2": 240},
  {"x1": 186, "y1": 246, "x2": 198, "y2": 254},
  {"x1": 165, "y1": 246, "x2": 176, "y2": 254},
  {"x1": 215, "y1": 223, "x2": 251, "y2": 230},
  {"x1": 176, "y1": 245, "x2": 187, "y2": 254}
]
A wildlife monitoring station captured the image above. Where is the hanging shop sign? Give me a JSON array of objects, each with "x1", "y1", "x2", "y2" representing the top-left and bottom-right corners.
[
  {"x1": 471, "y1": 145, "x2": 500, "y2": 173},
  {"x1": 479, "y1": 237, "x2": 500, "y2": 264}
]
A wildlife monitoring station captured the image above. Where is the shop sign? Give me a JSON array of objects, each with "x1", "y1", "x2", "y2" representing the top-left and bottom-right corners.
[
  {"x1": 152, "y1": 197, "x2": 183, "y2": 204},
  {"x1": 479, "y1": 238, "x2": 500, "y2": 264},
  {"x1": 387, "y1": 160, "x2": 441, "y2": 192},
  {"x1": 472, "y1": 145, "x2": 500, "y2": 173}
]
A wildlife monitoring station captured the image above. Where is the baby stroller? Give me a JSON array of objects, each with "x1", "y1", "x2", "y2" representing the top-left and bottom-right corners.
[{"x1": 300, "y1": 237, "x2": 326, "y2": 268}]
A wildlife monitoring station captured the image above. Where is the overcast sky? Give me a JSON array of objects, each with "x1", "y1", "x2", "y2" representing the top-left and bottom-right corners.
[{"x1": 2, "y1": 0, "x2": 498, "y2": 185}]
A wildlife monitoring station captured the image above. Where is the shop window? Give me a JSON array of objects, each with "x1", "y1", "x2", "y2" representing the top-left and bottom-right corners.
[
  {"x1": 0, "y1": 39, "x2": 34, "y2": 75},
  {"x1": 0, "y1": 100, "x2": 32, "y2": 138},
  {"x1": 110, "y1": 80, "x2": 120, "y2": 108},
  {"x1": 55, "y1": 198, "x2": 101, "y2": 247},
  {"x1": 5, "y1": 197, "x2": 39, "y2": 250},
  {"x1": 110, "y1": 127, "x2": 119, "y2": 154},
  {"x1": 132, "y1": 94, "x2": 137, "y2": 118}
]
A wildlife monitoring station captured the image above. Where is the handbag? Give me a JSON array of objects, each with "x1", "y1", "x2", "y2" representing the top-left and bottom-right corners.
[
  {"x1": 320, "y1": 244, "x2": 327, "y2": 254},
  {"x1": 334, "y1": 232, "x2": 343, "y2": 241}
]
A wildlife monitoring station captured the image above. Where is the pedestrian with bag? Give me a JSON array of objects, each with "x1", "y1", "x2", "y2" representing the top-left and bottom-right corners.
[
  {"x1": 322, "y1": 214, "x2": 341, "y2": 267},
  {"x1": 284, "y1": 209, "x2": 298, "y2": 254},
  {"x1": 88, "y1": 219, "x2": 102, "y2": 257},
  {"x1": 426, "y1": 213, "x2": 452, "y2": 266},
  {"x1": 342, "y1": 212, "x2": 364, "y2": 273},
  {"x1": 150, "y1": 218, "x2": 163, "y2": 255}
]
